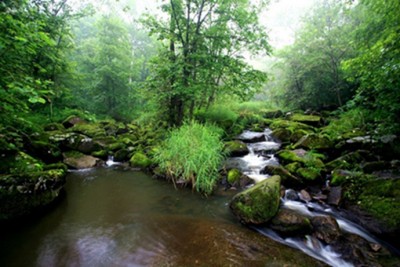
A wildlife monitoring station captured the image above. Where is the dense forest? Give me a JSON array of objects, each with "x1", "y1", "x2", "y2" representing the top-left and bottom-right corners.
[{"x1": 1, "y1": 0, "x2": 400, "y2": 266}]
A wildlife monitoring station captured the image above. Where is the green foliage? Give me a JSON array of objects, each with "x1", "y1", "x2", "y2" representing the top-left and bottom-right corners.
[
  {"x1": 142, "y1": 0, "x2": 271, "y2": 126},
  {"x1": 154, "y1": 121, "x2": 225, "y2": 195},
  {"x1": 271, "y1": 0, "x2": 356, "y2": 110},
  {"x1": 342, "y1": 0, "x2": 400, "y2": 134}
]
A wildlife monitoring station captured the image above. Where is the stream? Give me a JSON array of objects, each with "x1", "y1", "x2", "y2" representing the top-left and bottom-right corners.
[
  {"x1": 226, "y1": 128, "x2": 399, "y2": 267},
  {"x1": 0, "y1": 165, "x2": 324, "y2": 267},
  {"x1": 0, "y1": 129, "x2": 395, "y2": 266}
]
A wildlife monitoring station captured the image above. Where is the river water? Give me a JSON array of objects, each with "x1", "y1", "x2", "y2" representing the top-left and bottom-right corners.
[{"x1": 0, "y1": 167, "x2": 325, "y2": 267}]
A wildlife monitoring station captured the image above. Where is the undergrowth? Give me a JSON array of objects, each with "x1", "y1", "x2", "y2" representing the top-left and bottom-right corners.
[{"x1": 153, "y1": 121, "x2": 225, "y2": 195}]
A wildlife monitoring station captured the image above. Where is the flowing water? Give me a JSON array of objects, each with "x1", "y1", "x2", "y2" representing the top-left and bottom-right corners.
[
  {"x1": 227, "y1": 128, "x2": 399, "y2": 267},
  {"x1": 0, "y1": 166, "x2": 325, "y2": 267}
]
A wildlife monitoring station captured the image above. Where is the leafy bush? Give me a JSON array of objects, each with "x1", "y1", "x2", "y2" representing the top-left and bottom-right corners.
[
  {"x1": 195, "y1": 105, "x2": 238, "y2": 131},
  {"x1": 153, "y1": 121, "x2": 225, "y2": 195},
  {"x1": 322, "y1": 108, "x2": 368, "y2": 140}
]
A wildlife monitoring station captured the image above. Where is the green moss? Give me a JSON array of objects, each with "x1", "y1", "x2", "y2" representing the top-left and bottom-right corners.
[
  {"x1": 293, "y1": 134, "x2": 333, "y2": 150},
  {"x1": 224, "y1": 140, "x2": 249, "y2": 156},
  {"x1": 285, "y1": 162, "x2": 301, "y2": 173},
  {"x1": 227, "y1": 169, "x2": 242, "y2": 184},
  {"x1": 297, "y1": 168, "x2": 320, "y2": 181},
  {"x1": 2, "y1": 152, "x2": 44, "y2": 175},
  {"x1": 326, "y1": 151, "x2": 363, "y2": 171},
  {"x1": 269, "y1": 119, "x2": 315, "y2": 132},
  {"x1": 43, "y1": 163, "x2": 68, "y2": 172},
  {"x1": 107, "y1": 142, "x2": 125, "y2": 151},
  {"x1": 272, "y1": 128, "x2": 292, "y2": 142},
  {"x1": 92, "y1": 150, "x2": 108, "y2": 159},
  {"x1": 230, "y1": 175, "x2": 281, "y2": 224},
  {"x1": 277, "y1": 150, "x2": 305, "y2": 164},
  {"x1": 130, "y1": 152, "x2": 152, "y2": 169},
  {"x1": 63, "y1": 150, "x2": 84, "y2": 159},
  {"x1": 69, "y1": 123, "x2": 106, "y2": 137}
]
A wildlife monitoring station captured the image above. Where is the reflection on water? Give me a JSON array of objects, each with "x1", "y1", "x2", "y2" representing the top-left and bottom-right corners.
[{"x1": 0, "y1": 168, "x2": 324, "y2": 267}]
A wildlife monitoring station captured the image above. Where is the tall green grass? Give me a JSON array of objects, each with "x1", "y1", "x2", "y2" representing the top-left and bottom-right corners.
[{"x1": 153, "y1": 121, "x2": 225, "y2": 195}]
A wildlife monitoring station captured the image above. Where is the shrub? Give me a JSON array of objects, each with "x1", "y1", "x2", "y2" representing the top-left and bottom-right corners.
[{"x1": 153, "y1": 121, "x2": 225, "y2": 195}]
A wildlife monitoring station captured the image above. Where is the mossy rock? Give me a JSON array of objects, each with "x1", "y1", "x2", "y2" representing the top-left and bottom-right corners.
[
  {"x1": 91, "y1": 150, "x2": 108, "y2": 159},
  {"x1": 107, "y1": 142, "x2": 125, "y2": 152},
  {"x1": 43, "y1": 163, "x2": 68, "y2": 172},
  {"x1": 43, "y1": 123, "x2": 65, "y2": 132},
  {"x1": 224, "y1": 140, "x2": 249, "y2": 157},
  {"x1": 272, "y1": 128, "x2": 292, "y2": 142},
  {"x1": 130, "y1": 152, "x2": 152, "y2": 169},
  {"x1": 290, "y1": 129, "x2": 312, "y2": 143},
  {"x1": 262, "y1": 165, "x2": 303, "y2": 188},
  {"x1": 63, "y1": 151, "x2": 100, "y2": 169},
  {"x1": 263, "y1": 110, "x2": 283, "y2": 119},
  {"x1": 230, "y1": 175, "x2": 281, "y2": 224},
  {"x1": 0, "y1": 151, "x2": 44, "y2": 174},
  {"x1": 62, "y1": 115, "x2": 86, "y2": 128},
  {"x1": 293, "y1": 134, "x2": 333, "y2": 150},
  {"x1": 330, "y1": 169, "x2": 355, "y2": 186},
  {"x1": 326, "y1": 151, "x2": 364, "y2": 171},
  {"x1": 285, "y1": 162, "x2": 301, "y2": 173},
  {"x1": 269, "y1": 119, "x2": 315, "y2": 132},
  {"x1": 69, "y1": 123, "x2": 106, "y2": 137},
  {"x1": 358, "y1": 178, "x2": 400, "y2": 233},
  {"x1": 30, "y1": 141, "x2": 62, "y2": 163},
  {"x1": 269, "y1": 209, "x2": 313, "y2": 236},
  {"x1": 0, "y1": 168, "x2": 66, "y2": 221},
  {"x1": 114, "y1": 148, "x2": 130, "y2": 162},
  {"x1": 297, "y1": 168, "x2": 320, "y2": 181},
  {"x1": 289, "y1": 114, "x2": 323, "y2": 127},
  {"x1": 277, "y1": 149, "x2": 307, "y2": 164},
  {"x1": 227, "y1": 169, "x2": 242, "y2": 185}
]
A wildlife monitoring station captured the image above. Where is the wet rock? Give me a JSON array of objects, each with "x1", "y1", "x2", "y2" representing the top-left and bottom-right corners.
[
  {"x1": 297, "y1": 167, "x2": 320, "y2": 181},
  {"x1": 236, "y1": 131, "x2": 266, "y2": 143},
  {"x1": 264, "y1": 110, "x2": 283, "y2": 119},
  {"x1": 114, "y1": 148, "x2": 130, "y2": 162},
  {"x1": 299, "y1": 189, "x2": 312, "y2": 202},
  {"x1": 262, "y1": 165, "x2": 303, "y2": 188},
  {"x1": 272, "y1": 128, "x2": 292, "y2": 142},
  {"x1": 362, "y1": 161, "x2": 390, "y2": 174},
  {"x1": 63, "y1": 151, "x2": 101, "y2": 169},
  {"x1": 224, "y1": 140, "x2": 249, "y2": 157},
  {"x1": 293, "y1": 134, "x2": 333, "y2": 150},
  {"x1": 327, "y1": 186, "x2": 342, "y2": 206},
  {"x1": 277, "y1": 149, "x2": 308, "y2": 164},
  {"x1": 227, "y1": 169, "x2": 241, "y2": 185},
  {"x1": 62, "y1": 115, "x2": 86, "y2": 128},
  {"x1": 311, "y1": 216, "x2": 341, "y2": 244},
  {"x1": 285, "y1": 189, "x2": 299, "y2": 201},
  {"x1": 230, "y1": 175, "x2": 281, "y2": 224},
  {"x1": 129, "y1": 152, "x2": 152, "y2": 169},
  {"x1": 269, "y1": 209, "x2": 313, "y2": 236},
  {"x1": 289, "y1": 114, "x2": 323, "y2": 127}
]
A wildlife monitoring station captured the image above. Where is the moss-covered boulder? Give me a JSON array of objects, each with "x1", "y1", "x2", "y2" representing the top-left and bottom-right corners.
[
  {"x1": 269, "y1": 119, "x2": 315, "y2": 132},
  {"x1": 227, "y1": 169, "x2": 242, "y2": 185},
  {"x1": 262, "y1": 165, "x2": 303, "y2": 188},
  {"x1": 264, "y1": 110, "x2": 283, "y2": 119},
  {"x1": 69, "y1": 123, "x2": 106, "y2": 137},
  {"x1": 43, "y1": 122, "x2": 65, "y2": 132},
  {"x1": 293, "y1": 134, "x2": 333, "y2": 150},
  {"x1": 357, "y1": 178, "x2": 400, "y2": 236},
  {"x1": 230, "y1": 175, "x2": 281, "y2": 224},
  {"x1": 63, "y1": 151, "x2": 100, "y2": 169},
  {"x1": 297, "y1": 167, "x2": 320, "y2": 181},
  {"x1": 29, "y1": 141, "x2": 62, "y2": 163},
  {"x1": 326, "y1": 151, "x2": 364, "y2": 171},
  {"x1": 114, "y1": 148, "x2": 130, "y2": 162},
  {"x1": 269, "y1": 209, "x2": 313, "y2": 236},
  {"x1": 224, "y1": 140, "x2": 249, "y2": 157},
  {"x1": 0, "y1": 168, "x2": 66, "y2": 221},
  {"x1": 277, "y1": 149, "x2": 307, "y2": 164},
  {"x1": 272, "y1": 128, "x2": 292, "y2": 142},
  {"x1": 62, "y1": 115, "x2": 86, "y2": 128},
  {"x1": 130, "y1": 152, "x2": 152, "y2": 169},
  {"x1": 0, "y1": 151, "x2": 44, "y2": 174},
  {"x1": 289, "y1": 113, "x2": 323, "y2": 127}
]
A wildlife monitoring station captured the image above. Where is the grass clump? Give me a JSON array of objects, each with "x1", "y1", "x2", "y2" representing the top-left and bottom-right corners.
[{"x1": 153, "y1": 121, "x2": 225, "y2": 195}]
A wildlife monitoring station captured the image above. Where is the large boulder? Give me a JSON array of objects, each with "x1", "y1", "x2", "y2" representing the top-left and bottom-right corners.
[
  {"x1": 311, "y1": 215, "x2": 341, "y2": 244},
  {"x1": 0, "y1": 168, "x2": 66, "y2": 221},
  {"x1": 230, "y1": 175, "x2": 281, "y2": 224},
  {"x1": 129, "y1": 152, "x2": 152, "y2": 169},
  {"x1": 63, "y1": 151, "x2": 101, "y2": 169},
  {"x1": 269, "y1": 209, "x2": 313, "y2": 236},
  {"x1": 224, "y1": 140, "x2": 249, "y2": 157},
  {"x1": 293, "y1": 134, "x2": 333, "y2": 150},
  {"x1": 262, "y1": 165, "x2": 303, "y2": 188},
  {"x1": 289, "y1": 113, "x2": 323, "y2": 127}
]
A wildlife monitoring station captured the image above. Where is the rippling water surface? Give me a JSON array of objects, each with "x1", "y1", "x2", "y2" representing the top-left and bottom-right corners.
[{"x1": 0, "y1": 167, "x2": 324, "y2": 267}]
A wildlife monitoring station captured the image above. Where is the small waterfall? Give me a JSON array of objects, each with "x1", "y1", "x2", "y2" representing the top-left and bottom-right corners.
[
  {"x1": 228, "y1": 128, "x2": 396, "y2": 267},
  {"x1": 106, "y1": 156, "x2": 118, "y2": 167}
]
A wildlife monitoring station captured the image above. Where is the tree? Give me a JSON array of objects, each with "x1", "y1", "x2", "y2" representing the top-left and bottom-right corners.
[
  {"x1": 143, "y1": 0, "x2": 271, "y2": 126},
  {"x1": 0, "y1": 0, "x2": 74, "y2": 127},
  {"x1": 342, "y1": 0, "x2": 400, "y2": 134},
  {"x1": 272, "y1": 0, "x2": 356, "y2": 110}
]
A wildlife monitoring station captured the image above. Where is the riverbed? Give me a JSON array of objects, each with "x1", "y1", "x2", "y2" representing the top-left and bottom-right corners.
[{"x1": 0, "y1": 167, "x2": 324, "y2": 266}]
